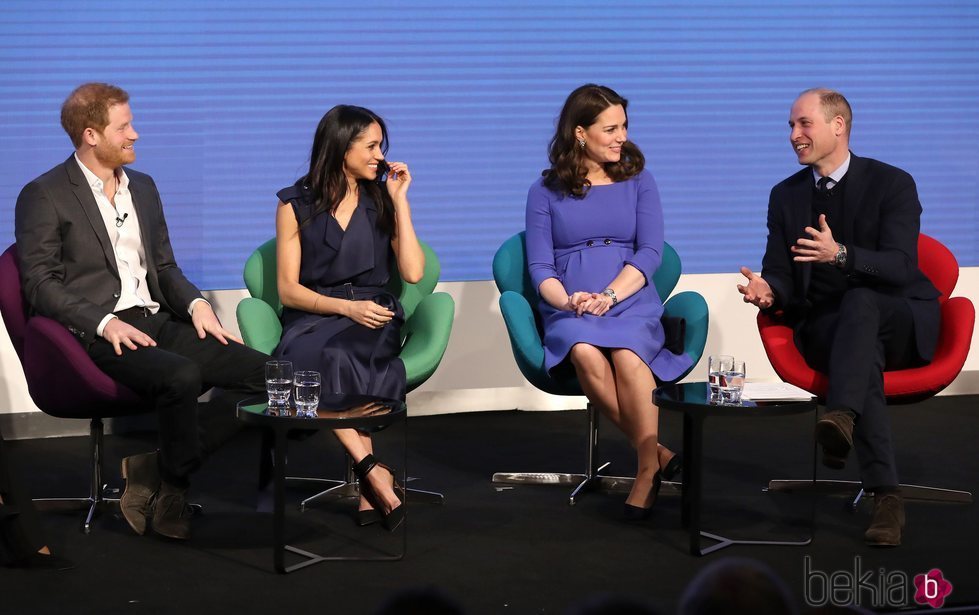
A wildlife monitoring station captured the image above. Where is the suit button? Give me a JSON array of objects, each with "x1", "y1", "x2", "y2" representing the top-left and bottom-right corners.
[
  {"x1": 603, "y1": 238, "x2": 612, "y2": 246},
  {"x1": 586, "y1": 240, "x2": 594, "y2": 247}
]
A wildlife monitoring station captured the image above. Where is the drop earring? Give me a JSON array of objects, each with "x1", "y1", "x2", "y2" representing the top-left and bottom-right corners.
[{"x1": 577, "y1": 138, "x2": 585, "y2": 148}]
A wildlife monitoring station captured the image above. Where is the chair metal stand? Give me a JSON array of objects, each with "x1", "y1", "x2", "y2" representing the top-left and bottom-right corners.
[
  {"x1": 292, "y1": 457, "x2": 445, "y2": 510},
  {"x1": 32, "y1": 418, "x2": 206, "y2": 533},
  {"x1": 767, "y1": 478, "x2": 972, "y2": 511},
  {"x1": 32, "y1": 418, "x2": 119, "y2": 533},
  {"x1": 492, "y1": 404, "x2": 679, "y2": 506}
]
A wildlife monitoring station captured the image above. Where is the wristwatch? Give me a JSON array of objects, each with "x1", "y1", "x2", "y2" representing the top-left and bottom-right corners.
[
  {"x1": 601, "y1": 287, "x2": 618, "y2": 306},
  {"x1": 834, "y1": 242, "x2": 847, "y2": 268}
]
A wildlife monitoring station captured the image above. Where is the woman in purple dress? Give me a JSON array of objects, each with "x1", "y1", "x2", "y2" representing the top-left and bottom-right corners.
[
  {"x1": 525, "y1": 84, "x2": 691, "y2": 520},
  {"x1": 274, "y1": 106, "x2": 425, "y2": 531}
]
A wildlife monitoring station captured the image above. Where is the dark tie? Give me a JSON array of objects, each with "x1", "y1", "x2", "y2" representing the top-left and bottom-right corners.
[{"x1": 817, "y1": 176, "x2": 833, "y2": 195}]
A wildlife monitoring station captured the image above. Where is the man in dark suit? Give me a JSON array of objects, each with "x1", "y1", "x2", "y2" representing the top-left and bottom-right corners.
[
  {"x1": 14, "y1": 83, "x2": 268, "y2": 540},
  {"x1": 737, "y1": 89, "x2": 940, "y2": 546}
]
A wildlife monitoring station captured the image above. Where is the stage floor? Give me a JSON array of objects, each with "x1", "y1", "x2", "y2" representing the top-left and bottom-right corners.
[{"x1": 3, "y1": 395, "x2": 977, "y2": 613}]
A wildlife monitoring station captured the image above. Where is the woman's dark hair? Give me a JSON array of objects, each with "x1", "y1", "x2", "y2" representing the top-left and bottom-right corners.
[
  {"x1": 302, "y1": 104, "x2": 395, "y2": 236},
  {"x1": 542, "y1": 84, "x2": 645, "y2": 198}
]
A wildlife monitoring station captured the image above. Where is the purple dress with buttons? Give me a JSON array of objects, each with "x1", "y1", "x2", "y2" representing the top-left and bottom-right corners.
[{"x1": 525, "y1": 169, "x2": 692, "y2": 381}]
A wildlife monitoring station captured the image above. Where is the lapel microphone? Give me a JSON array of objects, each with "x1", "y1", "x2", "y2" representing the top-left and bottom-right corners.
[{"x1": 115, "y1": 212, "x2": 129, "y2": 228}]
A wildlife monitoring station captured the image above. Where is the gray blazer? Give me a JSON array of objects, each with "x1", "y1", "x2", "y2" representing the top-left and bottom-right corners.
[{"x1": 14, "y1": 155, "x2": 203, "y2": 344}]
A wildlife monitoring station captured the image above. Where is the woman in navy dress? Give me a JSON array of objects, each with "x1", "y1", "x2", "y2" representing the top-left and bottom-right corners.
[
  {"x1": 274, "y1": 105, "x2": 424, "y2": 530},
  {"x1": 525, "y1": 84, "x2": 691, "y2": 520}
]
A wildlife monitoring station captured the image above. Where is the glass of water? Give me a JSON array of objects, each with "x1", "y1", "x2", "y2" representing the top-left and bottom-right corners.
[
  {"x1": 720, "y1": 359, "x2": 746, "y2": 404},
  {"x1": 708, "y1": 355, "x2": 733, "y2": 401},
  {"x1": 294, "y1": 371, "x2": 321, "y2": 418},
  {"x1": 265, "y1": 360, "x2": 293, "y2": 409}
]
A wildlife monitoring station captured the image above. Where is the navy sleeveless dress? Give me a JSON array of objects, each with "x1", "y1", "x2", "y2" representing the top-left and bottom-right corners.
[{"x1": 274, "y1": 181, "x2": 406, "y2": 401}]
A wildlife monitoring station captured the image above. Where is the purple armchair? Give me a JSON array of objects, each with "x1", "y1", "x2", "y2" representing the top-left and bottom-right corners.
[{"x1": 0, "y1": 244, "x2": 145, "y2": 533}]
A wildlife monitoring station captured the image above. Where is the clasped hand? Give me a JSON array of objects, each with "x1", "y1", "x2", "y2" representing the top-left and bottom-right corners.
[
  {"x1": 566, "y1": 291, "x2": 613, "y2": 317},
  {"x1": 347, "y1": 300, "x2": 394, "y2": 329}
]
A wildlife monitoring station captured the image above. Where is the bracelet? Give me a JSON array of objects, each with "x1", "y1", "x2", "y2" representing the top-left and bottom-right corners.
[
  {"x1": 313, "y1": 295, "x2": 322, "y2": 313},
  {"x1": 601, "y1": 287, "x2": 618, "y2": 306}
]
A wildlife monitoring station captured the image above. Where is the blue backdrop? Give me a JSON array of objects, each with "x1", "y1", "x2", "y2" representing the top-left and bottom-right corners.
[{"x1": 1, "y1": 1, "x2": 976, "y2": 289}]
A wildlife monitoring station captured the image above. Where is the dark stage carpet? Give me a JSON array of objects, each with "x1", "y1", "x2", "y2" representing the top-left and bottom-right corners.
[{"x1": 2, "y1": 395, "x2": 977, "y2": 614}]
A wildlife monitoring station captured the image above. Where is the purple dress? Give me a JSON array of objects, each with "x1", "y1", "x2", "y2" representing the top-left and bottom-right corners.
[{"x1": 525, "y1": 169, "x2": 692, "y2": 382}]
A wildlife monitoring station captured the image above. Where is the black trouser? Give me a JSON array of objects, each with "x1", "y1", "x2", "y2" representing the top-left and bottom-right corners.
[
  {"x1": 88, "y1": 309, "x2": 267, "y2": 487},
  {"x1": 799, "y1": 288, "x2": 923, "y2": 490}
]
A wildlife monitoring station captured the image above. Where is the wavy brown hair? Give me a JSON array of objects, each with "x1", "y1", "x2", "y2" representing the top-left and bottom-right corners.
[
  {"x1": 303, "y1": 105, "x2": 395, "y2": 236},
  {"x1": 542, "y1": 84, "x2": 644, "y2": 198}
]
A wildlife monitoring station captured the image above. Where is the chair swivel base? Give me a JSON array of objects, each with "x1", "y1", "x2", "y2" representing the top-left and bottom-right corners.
[
  {"x1": 33, "y1": 494, "x2": 120, "y2": 534},
  {"x1": 767, "y1": 479, "x2": 972, "y2": 510},
  {"x1": 35, "y1": 490, "x2": 203, "y2": 533},
  {"x1": 288, "y1": 476, "x2": 444, "y2": 511},
  {"x1": 492, "y1": 461, "x2": 680, "y2": 506}
]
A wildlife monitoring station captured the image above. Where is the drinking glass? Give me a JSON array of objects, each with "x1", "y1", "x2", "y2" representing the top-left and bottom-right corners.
[
  {"x1": 707, "y1": 355, "x2": 733, "y2": 401},
  {"x1": 719, "y1": 359, "x2": 746, "y2": 404},
  {"x1": 294, "y1": 371, "x2": 321, "y2": 418},
  {"x1": 265, "y1": 360, "x2": 293, "y2": 409}
]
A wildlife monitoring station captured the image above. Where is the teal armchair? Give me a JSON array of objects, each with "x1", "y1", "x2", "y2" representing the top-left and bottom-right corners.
[
  {"x1": 236, "y1": 238, "x2": 454, "y2": 505},
  {"x1": 491, "y1": 231, "x2": 709, "y2": 504}
]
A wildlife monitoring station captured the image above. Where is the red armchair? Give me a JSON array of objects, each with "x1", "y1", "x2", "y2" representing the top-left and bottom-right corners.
[{"x1": 758, "y1": 234, "x2": 974, "y2": 504}]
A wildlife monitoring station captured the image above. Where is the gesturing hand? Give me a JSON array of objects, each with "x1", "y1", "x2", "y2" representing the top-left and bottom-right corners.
[
  {"x1": 347, "y1": 300, "x2": 395, "y2": 329},
  {"x1": 791, "y1": 214, "x2": 838, "y2": 263},
  {"x1": 736, "y1": 266, "x2": 775, "y2": 309},
  {"x1": 192, "y1": 301, "x2": 242, "y2": 345},
  {"x1": 102, "y1": 317, "x2": 157, "y2": 356},
  {"x1": 385, "y1": 161, "x2": 412, "y2": 201}
]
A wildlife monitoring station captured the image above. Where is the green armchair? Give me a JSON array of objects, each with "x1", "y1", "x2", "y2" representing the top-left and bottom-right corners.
[{"x1": 236, "y1": 238, "x2": 454, "y2": 505}]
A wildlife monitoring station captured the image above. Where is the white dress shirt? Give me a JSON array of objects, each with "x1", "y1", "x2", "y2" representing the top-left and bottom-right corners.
[{"x1": 73, "y1": 155, "x2": 206, "y2": 337}]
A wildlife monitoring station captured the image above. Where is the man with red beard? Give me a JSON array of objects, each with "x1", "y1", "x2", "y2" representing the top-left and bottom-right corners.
[
  {"x1": 15, "y1": 83, "x2": 268, "y2": 540},
  {"x1": 737, "y1": 89, "x2": 940, "y2": 546}
]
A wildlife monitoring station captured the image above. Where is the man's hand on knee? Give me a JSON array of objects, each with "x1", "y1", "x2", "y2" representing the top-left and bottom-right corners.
[
  {"x1": 102, "y1": 318, "x2": 157, "y2": 356},
  {"x1": 191, "y1": 301, "x2": 243, "y2": 345}
]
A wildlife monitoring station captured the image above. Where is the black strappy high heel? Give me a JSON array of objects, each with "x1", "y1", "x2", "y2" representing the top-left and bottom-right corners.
[{"x1": 352, "y1": 454, "x2": 405, "y2": 532}]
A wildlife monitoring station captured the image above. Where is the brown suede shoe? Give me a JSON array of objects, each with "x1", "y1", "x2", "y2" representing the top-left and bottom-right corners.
[
  {"x1": 151, "y1": 482, "x2": 191, "y2": 540},
  {"x1": 865, "y1": 493, "x2": 905, "y2": 547},
  {"x1": 120, "y1": 451, "x2": 161, "y2": 535},
  {"x1": 815, "y1": 410, "x2": 854, "y2": 469}
]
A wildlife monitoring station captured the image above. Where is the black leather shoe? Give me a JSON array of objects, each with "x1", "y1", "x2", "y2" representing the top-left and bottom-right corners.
[
  {"x1": 120, "y1": 451, "x2": 161, "y2": 536},
  {"x1": 815, "y1": 410, "x2": 855, "y2": 469},
  {"x1": 662, "y1": 453, "x2": 682, "y2": 482},
  {"x1": 622, "y1": 472, "x2": 662, "y2": 522},
  {"x1": 151, "y1": 482, "x2": 191, "y2": 540},
  {"x1": 865, "y1": 492, "x2": 905, "y2": 547},
  {"x1": 9, "y1": 552, "x2": 75, "y2": 571}
]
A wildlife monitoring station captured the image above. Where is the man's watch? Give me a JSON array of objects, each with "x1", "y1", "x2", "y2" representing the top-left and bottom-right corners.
[
  {"x1": 601, "y1": 287, "x2": 618, "y2": 306},
  {"x1": 834, "y1": 242, "x2": 847, "y2": 268}
]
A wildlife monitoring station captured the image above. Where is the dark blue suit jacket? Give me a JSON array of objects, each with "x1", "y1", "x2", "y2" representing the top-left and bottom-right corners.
[{"x1": 760, "y1": 153, "x2": 940, "y2": 361}]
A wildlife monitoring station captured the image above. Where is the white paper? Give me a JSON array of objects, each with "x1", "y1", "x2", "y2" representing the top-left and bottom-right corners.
[{"x1": 741, "y1": 382, "x2": 814, "y2": 401}]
